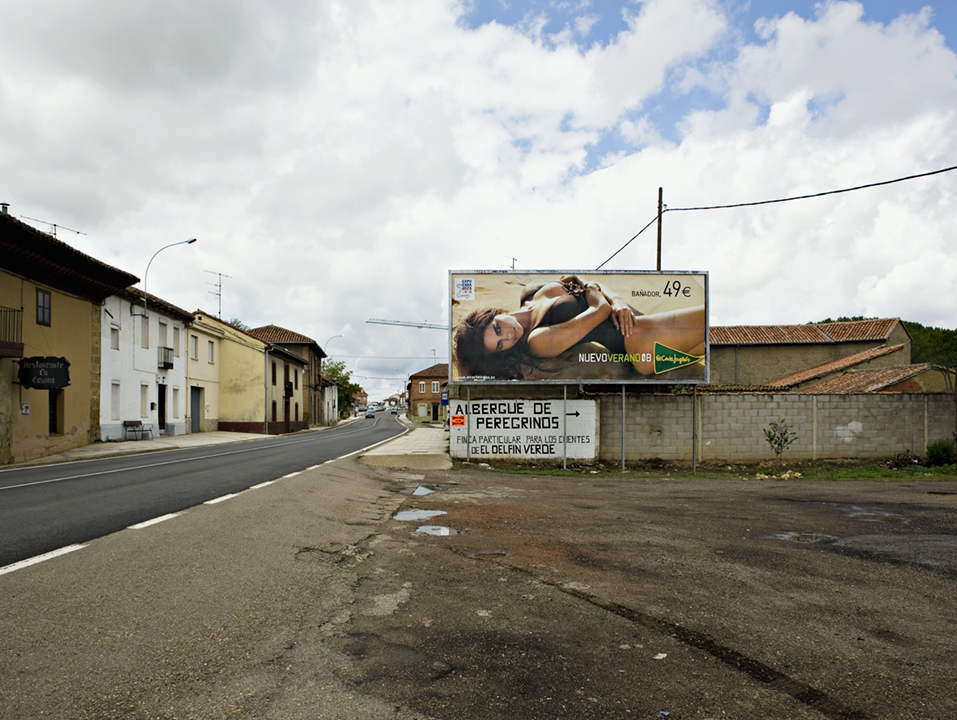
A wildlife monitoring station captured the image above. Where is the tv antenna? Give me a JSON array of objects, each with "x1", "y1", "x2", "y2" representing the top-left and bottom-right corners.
[
  {"x1": 19, "y1": 215, "x2": 86, "y2": 239},
  {"x1": 204, "y1": 270, "x2": 233, "y2": 319}
]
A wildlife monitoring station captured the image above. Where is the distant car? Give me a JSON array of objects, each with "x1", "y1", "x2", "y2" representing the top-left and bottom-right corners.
[
  {"x1": 390, "y1": 406, "x2": 398, "y2": 414},
  {"x1": 365, "y1": 408, "x2": 376, "y2": 418}
]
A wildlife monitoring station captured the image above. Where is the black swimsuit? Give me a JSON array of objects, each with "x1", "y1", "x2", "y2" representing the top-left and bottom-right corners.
[{"x1": 523, "y1": 290, "x2": 627, "y2": 354}]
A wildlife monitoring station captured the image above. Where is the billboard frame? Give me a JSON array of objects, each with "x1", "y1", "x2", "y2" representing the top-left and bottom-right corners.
[{"x1": 449, "y1": 269, "x2": 709, "y2": 386}]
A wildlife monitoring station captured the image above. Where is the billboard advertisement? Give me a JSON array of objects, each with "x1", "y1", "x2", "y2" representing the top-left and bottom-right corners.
[{"x1": 449, "y1": 270, "x2": 708, "y2": 385}]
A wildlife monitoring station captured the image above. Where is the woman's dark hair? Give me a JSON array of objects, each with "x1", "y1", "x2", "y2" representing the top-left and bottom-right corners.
[{"x1": 453, "y1": 307, "x2": 545, "y2": 380}]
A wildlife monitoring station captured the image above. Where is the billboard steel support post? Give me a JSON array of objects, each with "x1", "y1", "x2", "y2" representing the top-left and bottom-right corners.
[
  {"x1": 621, "y1": 385, "x2": 626, "y2": 472},
  {"x1": 466, "y1": 386, "x2": 471, "y2": 463},
  {"x1": 563, "y1": 385, "x2": 568, "y2": 470},
  {"x1": 692, "y1": 386, "x2": 698, "y2": 476}
]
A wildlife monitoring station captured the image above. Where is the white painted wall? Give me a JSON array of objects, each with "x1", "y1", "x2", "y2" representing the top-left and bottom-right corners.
[{"x1": 100, "y1": 295, "x2": 189, "y2": 440}]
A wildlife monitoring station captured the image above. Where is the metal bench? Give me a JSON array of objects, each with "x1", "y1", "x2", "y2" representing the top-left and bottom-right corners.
[{"x1": 123, "y1": 420, "x2": 153, "y2": 440}]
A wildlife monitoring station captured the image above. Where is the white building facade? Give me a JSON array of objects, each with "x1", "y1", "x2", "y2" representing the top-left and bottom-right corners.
[{"x1": 100, "y1": 288, "x2": 193, "y2": 440}]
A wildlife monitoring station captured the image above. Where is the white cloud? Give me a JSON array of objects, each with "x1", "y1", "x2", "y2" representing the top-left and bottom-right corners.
[{"x1": 1, "y1": 0, "x2": 956, "y2": 399}]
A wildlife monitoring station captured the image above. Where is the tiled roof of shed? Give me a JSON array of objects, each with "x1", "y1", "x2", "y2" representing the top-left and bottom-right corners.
[
  {"x1": 1, "y1": 212, "x2": 138, "y2": 302},
  {"x1": 800, "y1": 364, "x2": 933, "y2": 394},
  {"x1": 710, "y1": 318, "x2": 901, "y2": 346},
  {"x1": 764, "y1": 344, "x2": 906, "y2": 389},
  {"x1": 248, "y1": 325, "x2": 317, "y2": 345}
]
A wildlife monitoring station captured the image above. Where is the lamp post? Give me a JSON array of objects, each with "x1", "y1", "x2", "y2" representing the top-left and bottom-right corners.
[{"x1": 143, "y1": 238, "x2": 197, "y2": 312}]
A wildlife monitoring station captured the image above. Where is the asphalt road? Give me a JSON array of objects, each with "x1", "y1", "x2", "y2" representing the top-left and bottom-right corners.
[
  {"x1": 2, "y1": 453, "x2": 955, "y2": 720},
  {"x1": 0, "y1": 415, "x2": 405, "y2": 567}
]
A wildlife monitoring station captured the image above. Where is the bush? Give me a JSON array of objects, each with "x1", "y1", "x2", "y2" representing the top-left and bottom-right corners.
[{"x1": 926, "y1": 439, "x2": 956, "y2": 467}]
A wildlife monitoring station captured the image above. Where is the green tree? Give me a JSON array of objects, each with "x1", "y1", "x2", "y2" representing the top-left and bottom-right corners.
[
  {"x1": 323, "y1": 359, "x2": 362, "y2": 419},
  {"x1": 228, "y1": 318, "x2": 251, "y2": 331},
  {"x1": 903, "y1": 321, "x2": 957, "y2": 366}
]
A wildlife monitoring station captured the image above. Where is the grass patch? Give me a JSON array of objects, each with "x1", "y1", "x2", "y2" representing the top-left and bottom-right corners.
[{"x1": 454, "y1": 459, "x2": 957, "y2": 482}]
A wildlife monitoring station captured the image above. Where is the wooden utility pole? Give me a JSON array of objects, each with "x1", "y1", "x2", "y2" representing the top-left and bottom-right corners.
[{"x1": 656, "y1": 187, "x2": 663, "y2": 271}]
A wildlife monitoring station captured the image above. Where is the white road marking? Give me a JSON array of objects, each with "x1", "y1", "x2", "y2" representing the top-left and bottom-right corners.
[
  {"x1": 0, "y1": 544, "x2": 87, "y2": 576},
  {"x1": 204, "y1": 493, "x2": 238, "y2": 505},
  {"x1": 250, "y1": 480, "x2": 275, "y2": 489},
  {"x1": 128, "y1": 513, "x2": 181, "y2": 529}
]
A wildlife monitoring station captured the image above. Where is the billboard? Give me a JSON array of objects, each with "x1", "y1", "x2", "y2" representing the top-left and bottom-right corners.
[{"x1": 449, "y1": 270, "x2": 708, "y2": 385}]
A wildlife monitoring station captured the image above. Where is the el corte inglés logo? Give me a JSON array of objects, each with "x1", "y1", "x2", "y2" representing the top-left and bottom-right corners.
[{"x1": 653, "y1": 342, "x2": 703, "y2": 375}]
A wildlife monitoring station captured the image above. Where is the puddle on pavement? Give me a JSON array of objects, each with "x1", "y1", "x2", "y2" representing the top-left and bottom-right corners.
[
  {"x1": 417, "y1": 525, "x2": 457, "y2": 536},
  {"x1": 394, "y1": 509, "x2": 447, "y2": 522},
  {"x1": 412, "y1": 486, "x2": 435, "y2": 496},
  {"x1": 847, "y1": 509, "x2": 907, "y2": 523},
  {"x1": 769, "y1": 531, "x2": 837, "y2": 543}
]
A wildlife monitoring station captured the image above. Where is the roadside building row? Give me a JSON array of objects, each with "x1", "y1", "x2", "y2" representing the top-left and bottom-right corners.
[{"x1": 0, "y1": 209, "x2": 337, "y2": 465}]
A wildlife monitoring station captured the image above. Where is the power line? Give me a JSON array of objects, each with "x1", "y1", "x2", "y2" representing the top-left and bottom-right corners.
[
  {"x1": 596, "y1": 214, "x2": 658, "y2": 270},
  {"x1": 667, "y1": 163, "x2": 957, "y2": 213},
  {"x1": 597, "y1": 163, "x2": 957, "y2": 269}
]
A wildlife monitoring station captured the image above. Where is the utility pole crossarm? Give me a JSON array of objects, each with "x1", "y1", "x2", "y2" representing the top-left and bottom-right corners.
[{"x1": 366, "y1": 319, "x2": 450, "y2": 330}]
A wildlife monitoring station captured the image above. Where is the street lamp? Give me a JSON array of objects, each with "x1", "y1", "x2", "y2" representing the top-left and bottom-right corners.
[{"x1": 143, "y1": 238, "x2": 197, "y2": 312}]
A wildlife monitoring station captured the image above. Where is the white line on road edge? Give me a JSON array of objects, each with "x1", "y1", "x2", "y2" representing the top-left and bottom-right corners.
[
  {"x1": 204, "y1": 493, "x2": 238, "y2": 505},
  {"x1": 128, "y1": 513, "x2": 181, "y2": 529},
  {"x1": 0, "y1": 544, "x2": 87, "y2": 576},
  {"x1": 250, "y1": 480, "x2": 275, "y2": 489},
  {"x1": 281, "y1": 472, "x2": 300, "y2": 478},
  {"x1": 306, "y1": 465, "x2": 321, "y2": 470}
]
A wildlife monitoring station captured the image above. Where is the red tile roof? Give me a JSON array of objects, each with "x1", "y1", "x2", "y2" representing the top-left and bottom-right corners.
[
  {"x1": 711, "y1": 318, "x2": 902, "y2": 346},
  {"x1": 248, "y1": 325, "x2": 317, "y2": 345},
  {"x1": 410, "y1": 363, "x2": 448, "y2": 379},
  {"x1": 764, "y1": 344, "x2": 906, "y2": 389},
  {"x1": 800, "y1": 364, "x2": 934, "y2": 394}
]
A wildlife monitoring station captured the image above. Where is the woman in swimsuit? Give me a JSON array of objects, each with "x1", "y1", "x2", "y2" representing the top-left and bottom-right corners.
[{"x1": 453, "y1": 275, "x2": 705, "y2": 380}]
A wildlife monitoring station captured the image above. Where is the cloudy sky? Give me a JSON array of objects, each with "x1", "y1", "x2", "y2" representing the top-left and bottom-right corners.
[{"x1": 2, "y1": 0, "x2": 956, "y2": 400}]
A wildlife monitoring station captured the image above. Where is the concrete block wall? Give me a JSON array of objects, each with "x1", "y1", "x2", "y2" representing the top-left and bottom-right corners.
[{"x1": 599, "y1": 392, "x2": 956, "y2": 463}]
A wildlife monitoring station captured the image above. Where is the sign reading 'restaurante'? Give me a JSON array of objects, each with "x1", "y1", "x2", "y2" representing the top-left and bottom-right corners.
[
  {"x1": 18, "y1": 356, "x2": 71, "y2": 390},
  {"x1": 449, "y1": 270, "x2": 708, "y2": 385}
]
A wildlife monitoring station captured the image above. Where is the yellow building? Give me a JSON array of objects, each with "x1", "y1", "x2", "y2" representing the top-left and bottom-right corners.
[
  {"x1": 1, "y1": 209, "x2": 137, "y2": 464},
  {"x1": 191, "y1": 313, "x2": 307, "y2": 434},
  {"x1": 185, "y1": 312, "x2": 223, "y2": 433}
]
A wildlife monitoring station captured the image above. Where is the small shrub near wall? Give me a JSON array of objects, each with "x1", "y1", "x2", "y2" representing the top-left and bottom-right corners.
[{"x1": 926, "y1": 438, "x2": 956, "y2": 466}]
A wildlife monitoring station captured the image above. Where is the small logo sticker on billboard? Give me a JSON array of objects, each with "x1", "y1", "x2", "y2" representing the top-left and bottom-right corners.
[
  {"x1": 454, "y1": 278, "x2": 474, "y2": 301},
  {"x1": 451, "y1": 415, "x2": 466, "y2": 427}
]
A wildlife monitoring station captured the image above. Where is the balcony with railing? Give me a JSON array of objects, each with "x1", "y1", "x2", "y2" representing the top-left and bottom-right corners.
[
  {"x1": 0, "y1": 306, "x2": 23, "y2": 358},
  {"x1": 158, "y1": 346, "x2": 174, "y2": 369}
]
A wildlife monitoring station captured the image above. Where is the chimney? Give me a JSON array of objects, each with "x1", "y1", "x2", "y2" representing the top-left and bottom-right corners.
[{"x1": 0, "y1": 203, "x2": 8, "y2": 215}]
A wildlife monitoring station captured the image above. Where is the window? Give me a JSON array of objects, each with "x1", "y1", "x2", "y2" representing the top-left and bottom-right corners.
[
  {"x1": 172, "y1": 387, "x2": 180, "y2": 418},
  {"x1": 419, "y1": 381, "x2": 425, "y2": 393},
  {"x1": 111, "y1": 382, "x2": 121, "y2": 421},
  {"x1": 110, "y1": 326, "x2": 120, "y2": 350},
  {"x1": 141, "y1": 316, "x2": 149, "y2": 349},
  {"x1": 294, "y1": 369, "x2": 299, "y2": 390},
  {"x1": 190, "y1": 335, "x2": 198, "y2": 360},
  {"x1": 294, "y1": 403, "x2": 299, "y2": 422},
  {"x1": 159, "y1": 321, "x2": 168, "y2": 348},
  {"x1": 36, "y1": 288, "x2": 51, "y2": 326},
  {"x1": 207, "y1": 340, "x2": 214, "y2": 363},
  {"x1": 432, "y1": 381, "x2": 440, "y2": 394},
  {"x1": 173, "y1": 327, "x2": 181, "y2": 357},
  {"x1": 271, "y1": 362, "x2": 277, "y2": 386},
  {"x1": 140, "y1": 384, "x2": 149, "y2": 418}
]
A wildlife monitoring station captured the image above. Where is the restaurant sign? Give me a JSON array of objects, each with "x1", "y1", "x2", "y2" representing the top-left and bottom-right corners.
[{"x1": 18, "y1": 356, "x2": 71, "y2": 389}]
